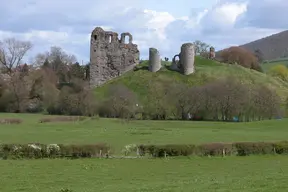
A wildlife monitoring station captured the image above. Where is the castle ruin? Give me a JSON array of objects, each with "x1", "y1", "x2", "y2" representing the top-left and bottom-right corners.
[
  {"x1": 89, "y1": 27, "x2": 140, "y2": 87},
  {"x1": 148, "y1": 48, "x2": 161, "y2": 72},
  {"x1": 170, "y1": 43, "x2": 195, "y2": 75}
]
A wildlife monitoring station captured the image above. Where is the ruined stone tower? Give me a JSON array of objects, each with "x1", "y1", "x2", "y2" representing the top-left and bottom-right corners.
[
  {"x1": 90, "y1": 27, "x2": 140, "y2": 87},
  {"x1": 180, "y1": 43, "x2": 195, "y2": 75},
  {"x1": 148, "y1": 48, "x2": 161, "y2": 72},
  {"x1": 170, "y1": 43, "x2": 195, "y2": 75}
]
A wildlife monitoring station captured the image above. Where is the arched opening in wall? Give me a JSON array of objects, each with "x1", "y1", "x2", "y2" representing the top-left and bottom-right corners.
[
  {"x1": 108, "y1": 35, "x2": 112, "y2": 43},
  {"x1": 124, "y1": 35, "x2": 129, "y2": 44},
  {"x1": 94, "y1": 35, "x2": 97, "y2": 41},
  {"x1": 174, "y1": 55, "x2": 180, "y2": 62},
  {"x1": 173, "y1": 55, "x2": 180, "y2": 68}
]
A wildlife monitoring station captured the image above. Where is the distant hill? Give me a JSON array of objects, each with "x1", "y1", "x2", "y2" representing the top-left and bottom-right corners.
[
  {"x1": 94, "y1": 57, "x2": 288, "y2": 102},
  {"x1": 239, "y1": 30, "x2": 288, "y2": 61}
]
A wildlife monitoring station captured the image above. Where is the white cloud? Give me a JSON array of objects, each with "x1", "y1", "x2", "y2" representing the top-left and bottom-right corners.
[
  {"x1": 200, "y1": 2, "x2": 247, "y2": 30},
  {"x1": 0, "y1": 0, "x2": 287, "y2": 62},
  {"x1": 235, "y1": 0, "x2": 288, "y2": 29}
]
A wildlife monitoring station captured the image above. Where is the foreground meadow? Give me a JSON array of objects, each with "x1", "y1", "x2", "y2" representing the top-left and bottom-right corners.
[
  {"x1": 1, "y1": 113, "x2": 288, "y2": 191},
  {"x1": 1, "y1": 156, "x2": 288, "y2": 192},
  {"x1": 0, "y1": 113, "x2": 288, "y2": 153}
]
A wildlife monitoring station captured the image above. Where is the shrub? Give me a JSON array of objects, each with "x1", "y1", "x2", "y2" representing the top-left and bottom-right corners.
[
  {"x1": 144, "y1": 144, "x2": 195, "y2": 157},
  {"x1": 39, "y1": 116, "x2": 86, "y2": 123},
  {"x1": 122, "y1": 144, "x2": 138, "y2": 156},
  {"x1": 269, "y1": 64, "x2": 288, "y2": 81},
  {"x1": 0, "y1": 143, "x2": 110, "y2": 159},
  {"x1": 60, "y1": 143, "x2": 110, "y2": 159},
  {"x1": 0, "y1": 118, "x2": 22, "y2": 124},
  {"x1": 273, "y1": 141, "x2": 288, "y2": 154},
  {"x1": 219, "y1": 46, "x2": 262, "y2": 72},
  {"x1": 196, "y1": 143, "x2": 235, "y2": 156},
  {"x1": 233, "y1": 142, "x2": 274, "y2": 156},
  {"x1": 60, "y1": 189, "x2": 73, "y2": 192},
  {"x1": 140, "y1": 141, "x2": 288, "y2": 158}
]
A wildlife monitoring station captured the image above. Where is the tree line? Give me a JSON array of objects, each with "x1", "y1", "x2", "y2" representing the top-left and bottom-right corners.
[{"x1": 0, "y1": 38, "x2": 286, "y2": 121}]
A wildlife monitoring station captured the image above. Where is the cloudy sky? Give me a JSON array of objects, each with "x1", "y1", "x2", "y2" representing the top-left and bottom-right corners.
[{"x1": 0, "y1": 0, "x2": 287, "y2": 63}]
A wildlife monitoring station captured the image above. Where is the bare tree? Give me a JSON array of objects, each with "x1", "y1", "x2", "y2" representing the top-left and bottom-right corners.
[
  {"x1": 100, "y1": 84, "x2": 139, "y2": 119},
  {"x1": 3, "y1": 72, "x2": 31, "y2": 112},
  {"x1": 167, "y1": 83, "x2": 203, "y2": 120},
  {"x1": 0, "y1": 38, "x2": 32, "y2": 74},
  {"x1": 32, "y1": 46, "x2": 76, "y2": 68},
  {"x1": 193, "y1": 40, "x2": 210, "y2": 55},
  {"x1": 251, "y1": 85, "x2": 282, "y2": 120}
]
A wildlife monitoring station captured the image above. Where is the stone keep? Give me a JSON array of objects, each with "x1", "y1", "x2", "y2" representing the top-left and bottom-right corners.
[
  {"x1": 90, "y1": 27, "x2": 140, "y2": 87},
  {"x1": 171, "y1": 43, "x2": 195, "y2": 75},
  {"x1": 148, "y1": 48, "x2": 161, "y2": 72}
]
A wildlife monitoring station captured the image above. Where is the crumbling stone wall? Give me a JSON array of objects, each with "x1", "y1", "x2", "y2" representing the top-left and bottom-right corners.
[{"x1": 90, "y1": 27, "x2": 140, "y2": 87}]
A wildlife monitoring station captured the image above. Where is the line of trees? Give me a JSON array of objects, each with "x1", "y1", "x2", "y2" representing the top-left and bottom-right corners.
[
  {"x1": 101, "y1": 78, "x2": 282, "y2": 122},
  {"x1": 0, "y1": 38, "x2": 286, "y2": 121}
]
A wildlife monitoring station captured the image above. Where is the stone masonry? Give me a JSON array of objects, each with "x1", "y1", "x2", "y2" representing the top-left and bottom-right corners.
[
  {"x1": 148, "y1": 48, "x2": 161, "y2": 72},
  {"x1": 90, "y1": 27, "x2": 140, "y2": 87},
  {"x1": 170, "y1": 43, "x2": 195, "y2": 75}
]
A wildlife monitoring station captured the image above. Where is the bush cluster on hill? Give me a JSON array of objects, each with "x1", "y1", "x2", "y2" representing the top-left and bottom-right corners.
[{"x1": 218, "y1": 46, "x2": 262, "y2": 72}]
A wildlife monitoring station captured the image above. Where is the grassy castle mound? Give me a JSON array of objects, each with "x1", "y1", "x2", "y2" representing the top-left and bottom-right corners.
[{"x1": 94, "y1": 56, "x2": 288, "y2": 102}]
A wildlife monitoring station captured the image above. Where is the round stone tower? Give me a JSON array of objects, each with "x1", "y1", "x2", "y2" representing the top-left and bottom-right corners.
[
  {"x1": 148, "y1": 48, "x2": 161, "y2": 72},
  {"x1": 180, "y1": 43, "x2": 195, "y2": 75}
]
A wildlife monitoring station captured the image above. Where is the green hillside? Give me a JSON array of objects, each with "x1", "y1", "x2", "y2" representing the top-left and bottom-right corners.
[{"x1": 95, "y1": 56, "x2": 288, "y2": 101}]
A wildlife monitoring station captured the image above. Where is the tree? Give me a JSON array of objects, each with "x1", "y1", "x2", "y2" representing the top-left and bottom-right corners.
[
  {"x1": 219, "y1": 46, "x2": 262, "y2": 72},
  {"x1": 33, "y1": 46, "x2": 76, "y2": 67},
  {"x1": 100, "y1": 84, "x2": 139, "y2": 119},
  {"x1": 167, "y1": 83, "x2": 202, "y2": 120},
  {"x1": 0, "y1": 38, "x2": 32, "y2": 74},
  {"x1": 85, "y1": 63, "x2": 90, "y2": 80},
  {"x1": 193, "y1": 40, "x2": 210, "y2": 55},
  {"x1": 68, "y1": 62, "x2": 85, "y2": 80},
  {"x1": 143, "y1": 80, "x2": 172, "y2": 120},
  {"x1": 254, "y1": 49, "x2": 264, "y2": 63},
  {"x1": 33, "y1": 46, "x2": 77, "y2": 82},
  {"x1": 251, "y1": 85, "x2": 282, "y2": 120},
  {"x1": 4, "y1": 72, "x2": 31, "y2": 112}
]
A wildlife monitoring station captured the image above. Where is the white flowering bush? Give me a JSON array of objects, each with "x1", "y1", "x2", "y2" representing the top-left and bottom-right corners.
[
  {"x1": 46, "y1": 144, "x2": 61, "y2": 157},
  {"x1": 122, "y1": 144, "x2": 138, "y2": 156},
  {"x1": 0, "y1": 143, "x2": 110, "y2": 159}
]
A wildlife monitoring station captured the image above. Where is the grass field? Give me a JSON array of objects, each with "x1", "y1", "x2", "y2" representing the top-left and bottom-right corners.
[
  {"x1": 1, "y1": 156, "x2": 288, "y2": 192},
  {"x1": 1, "y1": 113, "x2": 288, "y2": 153},
  {"x1": 1, "y1": 113, "x2": 288, "y2": 192},
  {"x1": 262, "y1": 58, "x2": 288, "y2": 72}
]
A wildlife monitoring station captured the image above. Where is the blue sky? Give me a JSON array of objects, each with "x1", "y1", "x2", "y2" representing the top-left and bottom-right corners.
[{"x1": 0, "y1": 0, "x2": 287, "y2": 63}]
